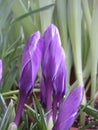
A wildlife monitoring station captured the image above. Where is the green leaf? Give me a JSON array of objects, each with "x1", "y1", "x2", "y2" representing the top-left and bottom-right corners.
[
  {"x1": 25, "y1": 104, "x2": 38, "y2": 121},
  {"x1": 80, "y1": 121, "x2": 98, "y2": 130},
  {"x1": 0, "y1": 0, "x2": 15, "y2": 30},
  {"x1": 0, "y1": 94, "x2": 7, "y2": 112},
  {"x1": 12, "y1": 3, "x2": 55, "y2": 25},
  {"x1": 39, "y1": 0, "x2": 55, "y2": 33},
  {"x1": 81, "y1": 104, "x2": 98, "y2": 119},
  {"x1": 0, "y1": 100, "x2": 15, "y2": 130},
  {"x1": 33, "y1": 93, "x2": 47, "y2": 130},
  {"x1": 55, "y1": 0, "x2": 67, "y2": 52},
  {"x1": 1, "y1": 65, "x2": 18, "y2": 92},
  {"x1": 18, "y1": 122, "x2": 25, "y2": 130},
  {"x1": 90, "y1": 0, "x2": 98, "y2": 107}
]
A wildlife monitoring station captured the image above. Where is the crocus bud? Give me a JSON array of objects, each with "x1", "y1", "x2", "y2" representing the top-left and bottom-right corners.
[
  {"x1": 40, "y1": 24, "x2": 66, "y2": 121},
  {"x1": 42, "y1": 24, "x2": 63, "y2": 80},
  {"x1": 19, "y1": 31, "x2": 43, "y2": 95},
  {"x1": 14, "y1": 31, "x2": 43, "y2": 126},
  {"x1": 0, "y1": 59, "x2": 3, "y2": 84},
  {"x1": 52, "y1": 86, "x2": 84, "y2": 130}
]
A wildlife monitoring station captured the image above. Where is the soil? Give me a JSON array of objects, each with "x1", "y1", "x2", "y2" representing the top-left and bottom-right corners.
[{"x1": 72, "y1": 100, "x2": 98, "y2": 130}]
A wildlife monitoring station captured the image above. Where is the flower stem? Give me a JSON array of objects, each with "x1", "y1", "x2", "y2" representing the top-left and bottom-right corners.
[
  {"x1": 14, "y1": 91, "x2": 26, "y2": 126},
  {"x1": 46, "y1": 82, "x2": 52, "y2": 121}
]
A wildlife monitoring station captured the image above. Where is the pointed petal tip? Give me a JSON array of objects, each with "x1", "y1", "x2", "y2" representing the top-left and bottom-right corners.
[
  {"x1": 42, "y1": 24, "x2": 65, "y2": 80},
  {"x1": 30, "y1": 31, "x2": 42, "y2": 39},
  {"x1": 44, "y1": 24, "x2": 61, "y2": 46},
  {"x1": 47, "y1": 24, "x2": 60, "y2": 35}
]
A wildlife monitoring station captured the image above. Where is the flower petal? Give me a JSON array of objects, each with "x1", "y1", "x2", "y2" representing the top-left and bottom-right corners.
[
  {"x1": 53, "y1": 48, "x2": 66, "y2": 97},
  {"x1": 42, "y1": 24, "x2": 63, "y2": 81},
  {"x1": 19, "y1": 31, "x2": 43, "y2": 95},
  {"x1": 52, "y1": 50, "x2": 66, "y2": 121},
  {"x1": 53, "y1": 86, "x2": 84, "y2": 130}
]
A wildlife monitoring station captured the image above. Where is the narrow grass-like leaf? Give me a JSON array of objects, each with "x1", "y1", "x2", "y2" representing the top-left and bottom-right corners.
[
  {"x1": 82, "y1": 0, "x2": 91, "y2": 36},
  {"x1": 83, "y1": 51, "x2": 91, "y2": 80},
  {"x1": 23, "y1": 110, "x2": 29, "y2": 130},
  {"x1": 80, "y1": 121, "x2": 98, "y2": 130},
  {"x1": 18, "y1": 121, "x2": 25, "y2": 130},
  {"x1": 67, "y1": 0, "x2": 86, "y2": 125},
  {"x1": 1, "y1": 65, "x2": 18, "y2": 92},
  {"x1": 25, "y1": 104, "x2": 38, "y2": 121},
  {"x1": 12, "y1": 0, "x2": 36, "y2": 39},
  {"x1": 39, "y1": 0, "x2": 55, "y2": 33},
  {"x1": 0, "y1": 94, "x2": 7, "y2": 112},
  {"x1": 90, "y1": 0, "x2": 98, "y2": 107},
  {"x1": 0, "y1": 100, "x2": 15, "y2": 130},
  {"x1": 88, "y1": 0, "x2": 94, "y2": 16},
  {"x1": 33, "y1": 93, "x2": 47, "y2": 130},
  {"x1": 30, "y1": 0, "x2": 41, "y2": 30},
  {"x1": 81, "y1": 104, "x2": 98, "y2": 119},
  {"x1": 82, "y1": 18, "x2": 90, "y2": 69},
  {"x1": 12, "y1": 3, "x2": 55, "y2": 25},
  {"x1": 65, "y1": 41, "x2": 73, "y2": 87},
  {"x1": 67, "y1": 0, "x2": 86, "y2": 106},
  {"x1": 68, "y1": 0, "x2": 83, "y2": 86},
  {"x1": 55, "y1": 0, "x2": 67, "y2": 52},
  {"x1": 0, "y1": 0, "x2": 15, "y2": 29}
]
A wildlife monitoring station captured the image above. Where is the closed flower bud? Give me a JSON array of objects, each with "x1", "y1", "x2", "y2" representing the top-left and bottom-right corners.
[
  {"x1": 19, "y1": 31, "x2": 43, "y2": 95},
  {"x1": 40, "y1": 24, "x2": 66, "y2": 122},
  {"x1": 14, "y1": 31, "x2": 43, "y2": 126}
]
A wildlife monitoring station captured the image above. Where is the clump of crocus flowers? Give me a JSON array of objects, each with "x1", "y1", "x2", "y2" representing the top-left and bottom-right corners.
[{"x1": 8, "y1": 24, "x2": 84, "y2": 130}]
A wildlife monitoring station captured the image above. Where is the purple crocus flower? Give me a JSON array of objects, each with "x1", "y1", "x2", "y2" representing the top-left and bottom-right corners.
[
  {"x1": 40, "y1": 24, "x2": 84, "y2": 129},
  {"x1": 52, "y1": 86, "x2": 84, "y2": 130},
  {"x1": 0, "y1": 59, "x2": 3, "y2": 84},
  {"x1": 40, "y1": 24, "x2": 66, "y2": 121},
  {"x1": 14, "y1": 31, "x2": 43, "y2": 126}
]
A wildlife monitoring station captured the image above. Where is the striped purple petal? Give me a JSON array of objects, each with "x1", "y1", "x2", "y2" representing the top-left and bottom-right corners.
[
  {"x1": 42, "y1": 24, "x2": 63, "y2": 81},
  {"x1": 53, "y1": 48, "x2": 66, "y2": 97},
  {"x1": 52, "y1": 86, "x2": 84, "y2": 130},
  {"x1": 53, "y1": 50, "x2": 66, "y2": 121},
  {"x1": 19, "y1": 31, "x2": 43, "y2": 95}
]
